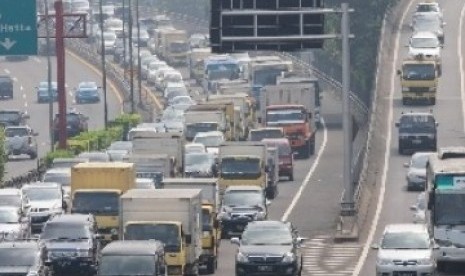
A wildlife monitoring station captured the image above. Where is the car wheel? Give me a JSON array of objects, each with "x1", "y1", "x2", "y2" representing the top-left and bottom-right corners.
[{"x1": 206, "y1": 258, "x2": 215, "y2": 274}]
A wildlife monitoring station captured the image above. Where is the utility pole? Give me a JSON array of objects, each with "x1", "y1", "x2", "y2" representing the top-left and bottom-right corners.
[
  {"x1": 128, "y1": 1, "x2": 135, "y2": 113},
  {"x1": 122, "y1": 0, "x2": 127, "y2": 77},
  {"x1": 54, "y1": 0, "x2": 67, "y2": 149},
  {"x1": 99, "y1": 0, "x2": 108, "y2": 128},
  {"x1": 44, "y1": 0, "x2": 54, "y2": 151},
  {"x1": 136, "y1": 0, "x2": 142, "y2": 106}
]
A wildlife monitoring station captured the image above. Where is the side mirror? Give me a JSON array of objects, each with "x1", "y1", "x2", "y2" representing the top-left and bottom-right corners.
[
  {"x1": 371, "y1": 243, "x2": 379, "y2": 250},
  {"x1": 395, "y1": 122, "x2": 400, "y2": 127},
  {"x1": 230, "y1": 237, "x2": 240, "y2": 245},
  {"x1": 403, "y1": 162, "x2": 409, "y2": 168},
  {"x1": 185, "y1": 234, "x2": 192, "y2": 244},
  {"x1": 396, "y1": 69, "x2": 401, "y2": 75}
]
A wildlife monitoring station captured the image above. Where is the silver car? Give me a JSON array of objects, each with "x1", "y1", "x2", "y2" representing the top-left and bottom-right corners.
[
  {"x1": 4, "y1": 126, "x2": 38, "y2": 159},
  {"x1": 0, "y1": 206, "x2": 30, "y2": 241},
  {"x1": 372, "y1": 224, "x2": 435, "y2": 276},
  {"x1": 404, "y1": 152, "x2": 433, "y2": 191}
]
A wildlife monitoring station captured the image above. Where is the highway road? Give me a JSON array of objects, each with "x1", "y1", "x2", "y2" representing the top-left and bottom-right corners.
[
  {"x1": 354, "y1": 0, "x2": 465, "y2": 275},
  {"x1": 1, "y1": 51, "x2": 123, "y2": 180}
]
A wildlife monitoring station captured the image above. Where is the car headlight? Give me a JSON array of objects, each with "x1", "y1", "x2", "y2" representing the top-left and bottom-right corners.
[
  {"x1": 417, "y1": 258, "x2": 433, "y2": 265},
  {"x1": 436, "y1": 239, "x2": 453, "y2": 247},
  {"x1": 236, "y1": 252, "x2": 249, "y2": 263},
  {"x1": 254, "y1": 211, "x2": 266, "y2": 220},
  {"x1": 282, "y1": 252, "x2": 296, "y2": 263},
  {"x1": 377, "y1": 258, "x2": 392, "y2": 265}
]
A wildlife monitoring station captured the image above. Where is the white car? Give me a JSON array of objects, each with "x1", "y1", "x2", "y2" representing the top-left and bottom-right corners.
[
  {"x1": 154, "y1": 67, "x2": 176, "y2": 90},
  {"x1": 147, "y1": 62, "x2": 170, "y2": 85},
  {"x1": 168, "y1": 95, "x2": 196, "y2": 110},
  {"x1": 42, "y1": 168, "x2": 72, "y2": 196},
  {"x1": 103, "y1": 17, "x2": 123, "y2": 37},
  {"x1": 164, "y1": 82, "x2": 188, "y2": 99},
  {"x1": 97, "y1": 31, "x2": 117, "y2": 54},
  {"x1": 372, "y1": 224, "x2": 435, "y2": 276},
  {"x1": 0, "y1": 188, "x2": 29, "y2": 214},
  {"x1": 140, "y1": 56, "x2": 159, "y2": 80},
  {"x1": 193, "y1": 131, "x2": 225, "y2": 155},
  {"x1": 404, "y1": 152, "x2": 434, "y2": 191},
  {"x1": 0, "y1": 206, "x2": 29, "y2": 241},
  {"x1": 185, "y1": 143, "x2": 206, "y2": 154},
  {"x1": 160, "y1": 71, "x2": 183, "y2": 91},
  {"x1": 414, "y1": 1, "x2": 443, "y2": 20}
]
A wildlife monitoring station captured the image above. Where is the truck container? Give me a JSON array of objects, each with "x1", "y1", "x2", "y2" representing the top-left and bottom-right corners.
[
  {"x1": 120, "y1": 189, "x2": 202, "y2": 276},
  {"x1": 71, "y1": 162, "x2": 135, "y2": 241},
  {"x1": 162, "y1": 178, "x2": 220, "y2": 273},
  {"x1": 218, "y1": 142, "x2": 268, "y2": 195},
  {"x1": 187, "y1": 103, "x2": 235, "y2": 141}
]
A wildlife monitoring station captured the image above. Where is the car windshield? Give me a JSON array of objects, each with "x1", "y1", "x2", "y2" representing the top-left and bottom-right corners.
[
  {"x1": 381, "y1": 231, "x2": 430, "y2": 249},
  {"x1": 104, "y1": 33, "x2": 116, "y2": 40},
  {"x1": 410, "y1": 37, "x2": 439, "y2": 48},
  {"x1": 0, "y1": 112, "x2": 20, "y2": 122},
  {"x1": 4, "y1": 128, "x2": 28, "y2": 137},
  {"x1": 162, "y1": 108, "x2": 184, "y2": 121},
  {"x1": 0, "y1": 195, "x2": 21, "y2": 207},
  {"x1": 223, "y1": 190, "x2": 263, "y2": 207},
  {"x1": 72, "y1": 192, "x2": 119, "y2": 215},
  {"x1": 414, "y1": 16, "x2": 442, "y2": 32},
  {"x1": 399, "y1": 115, "x2": 436, "y2": 131},
  {"x1": 41, "y1": 222, "x2": 90, "y2": 240},
  {"x1": 43, "y1": 172, "x2": 71, "y2": 186},
  {"x1": 417, "y1": 4, "x2": 439, "y2": 13},
  {"x1": 170, "y1": 42, "x2": 189, "y2": 53},
  {"x1": 79, "y1": 83, "x2": 97, "y2": 89},
  {"x1": 411, "y1": 154, "x2": 430, "y2": 169},
  {"x1": 0, "y1": 248, "x2": 37, "y2": 266},
  {"x1": 99, "y1": 255, "x2": 156, "y2": 276},
  {"x1": 39, "y1": 82, "x2": 57, "y2": 89},
  {"x1": 105, "y1": 19, "x2": 122, "y2": 29},
  {"x1": 0, "y1": 209, "x2": 19, "y2": 223},
  {"x1": 172, "y1": 96, "x2": 193, "y2": 105},
  {"x1": 185, "y1": 153, "x2": 213, "y2": 166},
  {"x1": 23, "y1": 188, "x2": 61, "y2": 201},
  {"x1": 267, "y1": 109, "x2": 305, "y2": 124},
  {"x1": 241, "y1": 226, "x2": 293, "y2": 245},
  {"x1": 193, "y1": 135, "x2": 223, "y2": 147}
]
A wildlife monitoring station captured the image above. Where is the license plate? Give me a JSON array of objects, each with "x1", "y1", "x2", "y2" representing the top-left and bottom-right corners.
[
  {"x1": 412, "y1": 139, "x2": 422, "y2": 144},
  {"x1": 258, "y1": 266, "x2": 273, "y2": 272}
]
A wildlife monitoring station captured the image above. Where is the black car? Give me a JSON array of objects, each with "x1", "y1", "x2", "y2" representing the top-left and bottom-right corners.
[
  {"x1": 184, "y1": 152, "x2": 217, "y2": 177},
  {"x1": 53, "y1": 110, "x2": 89, "y2": 139},
  {"x1": 231, "y1": 220, "x2": 304, "y2": 276},
  {"x1": 0, "y1": 240, "x2": 46, "y2": 276},
  {"x1": 41, "y1": 214, "x2": 100, "y2": 275},
  {"x1": 0, "y1": 109, "x2": 29, "y2": 126},
  {"x1": 217, "y1": 186, "x2": 268, "y2": 239},
  {"x1": 395, "y1": 112, "x2": 438, "y2": 154},
  {"x1": 0, "y1": 75, "x2": 13, "y2": 99}
]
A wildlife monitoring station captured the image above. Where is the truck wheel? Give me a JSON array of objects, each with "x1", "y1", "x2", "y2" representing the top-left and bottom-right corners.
[
  {"x1": 289, "y1": 172, "x2": 294, "y2": 181},
  {"x1": 206, "y1": 258, "x2": 215, "y2": 274},
  {"x1": 309, "y1": 138, "x2": 315, "y2": 156}
]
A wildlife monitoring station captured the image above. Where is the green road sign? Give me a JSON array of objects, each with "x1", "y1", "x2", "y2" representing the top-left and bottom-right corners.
[{"x1": 0, "y1": 0, "x2": 37, "y2": 55}]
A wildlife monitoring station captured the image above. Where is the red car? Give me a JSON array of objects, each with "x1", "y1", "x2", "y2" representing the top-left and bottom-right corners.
[{"x1": 262, "y1": 138, "x2": 294, "y2": 181}]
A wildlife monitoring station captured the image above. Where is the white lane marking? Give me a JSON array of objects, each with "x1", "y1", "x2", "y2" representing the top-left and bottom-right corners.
[
  {"x1": 24, "y1": 102, "x2": 28, "y2": 108},
  {"x1": 460, "y1": 3, "x2": 465, "y2": 132},
  {"x1": 4, "y1": 69, "x2": 10, "y2": 74},
  {"x1": 351, "y1": 0, "x2": 416, "y2": 275},
  {"x1": 20, "y1": 85, "x2": 23, "y2": 91},
  {"x1": 22, "y1": 94, "x2": 26, "y2": 99},
  {"x1": 281, "y1": 118, "x2": 328, "y2": 221}
]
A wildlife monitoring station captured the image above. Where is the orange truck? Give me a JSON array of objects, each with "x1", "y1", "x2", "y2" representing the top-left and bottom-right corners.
[{"x1": 260, "y1": 77, "x2": 320, "y2": 158}]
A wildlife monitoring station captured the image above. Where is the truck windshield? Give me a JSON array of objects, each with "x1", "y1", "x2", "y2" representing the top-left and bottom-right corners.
[
  {"x1": 249, "y1": 130, "x2": 283, "y2": 141},
  {"x1": 0, "y1": 112, "x2": 20, "y2": 122},
  {"x1": 253, "y1": 69, "x2": 285, "y2": 86},
  {"x1": 170, "y1": 42, "x2": 189, "y2": 53},
  {"x1": 125, "y1": 224, "x2": 180, "y2": 252},
  {"x1": 72, "y1": 192, "x2": 119, "y2": 216},
  {"x1": 433, "y1": 193, "x2": 465, "y2": 225},
  {"x1": 399, "y1": 115, "x2": 435, "y2": 132},
  {"x1": 266, "y1": 109, "x2": 305, "y2": 124},
  {"x1": 186, "y1": 123, "x2": 218, "y2": 138},
  {"x1": 402, "y1": 64, "x2": 436, "y2": 80},
  {"x1": 221, "y1": 158, "x2": 261, "y2": 179},
  {"x1": 223, "y1": 190, "x2": 264, "y2": 207},
  {"x1": 207, "y1": 64, "x2": 239, "y2": 81},
  {"x1": 99, "y1": 255, "x2": 156, "y2": 276}
]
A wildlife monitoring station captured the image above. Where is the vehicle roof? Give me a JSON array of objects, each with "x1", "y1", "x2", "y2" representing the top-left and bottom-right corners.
[
  {"x1": 225, "y1": 185, "x2": 263, "y2": 192},
  {"x1": 411, "y1": 31, "x2": 439, "y2": 39},
  {"x1": 0, "y1": 109, "x2": 21, "y2": 113},
  {"x1": 0, "y1": 188, "x2": 21, "y2": 195},
  {"x1": 261, "y1": 138, "x2": 290, "y2": 145},
  {"x1": 22, "y1": 182, "x2": 61, "y2": 189},
  {"x1": 384, "y1": 223, "x2": 428, "y2": 233},
  {"x1": 194, "y1": 131, "x2": 224, "y2": 138},
  {"x1": 266, "y1": 104, "x2": 306, "y2": 110},
  {"x1": 73, "y1": 162, "x2": 133, "y2": 169},
  {"x1": 4, "y1": 125, "x2": 30, "y2": 129},
  {"x1": 400, "y1": 112, "x2": 434, "y2": 117},
  {"x1": 49, "y1": 214, "x2": 92, "y2": 224},
  {"x1": 185, "y1": 143, "x2": 206, "y2": 148},
  {"x1": 429, "y1": 147, "x2": 465, "y2": 173},
  {"x1": 122, "y1": 188, "x2": 201, "y2": 199},
  {"x1": 0, "y1": 206, "x2": 21, "y2": 212},
  {"x1": 45, "y1": 167, "x2": 72, "y2": 174},
  {"x1": 102, "y1": 240, "x2": 163, "y2": 255},
  {"x1": 246, "y1": 220, "x2": 290, "y2": 229}
]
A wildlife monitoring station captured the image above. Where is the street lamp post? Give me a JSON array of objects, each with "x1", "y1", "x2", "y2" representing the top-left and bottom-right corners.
[
  {"x1": 98, "y1": 0, "x2": 108, "y2": 128},
  {"x1": 44, "y1": 0, "x2": 54, "y2": 151}
]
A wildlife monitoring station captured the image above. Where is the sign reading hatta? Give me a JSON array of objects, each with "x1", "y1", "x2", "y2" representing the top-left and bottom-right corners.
[{"x1": 0, "y1": 0, "x2": 37, "y2": 55}]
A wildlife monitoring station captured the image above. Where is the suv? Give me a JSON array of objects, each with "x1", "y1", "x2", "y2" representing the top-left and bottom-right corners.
[
  {"x1": 231, "y1": 220, "x2": 304, "y2": 276},
  {"x1": 218, "y1": 186, "x2": 268, "y2": 238},
  {"x1": 36, "y1": 81, "x2": 58, "y2": 103},
  {"x1": 53, "y1": 110, "x2": 89, "y2": 138},
  {"x1": 4, "y1": 126, "x2": 38, "y2": 159},
  {"x1": 395, "y1": 112, "x2": 438, "y2": 154},
  {"x1": 0, "y1": 241, "x2": 46, "y2": 275},
  {"x1": 0, "y1": 75, "x2": 13, "y2": 99},
  {"x1": 41, "y1": 214, "x2": 100, "y2": 275},
  {"x1": 0, "y1": 109, "x2": 29, "y2": 126},
  {"x1": 372, "y1": 224, "x2": 435, "y2": 276}
]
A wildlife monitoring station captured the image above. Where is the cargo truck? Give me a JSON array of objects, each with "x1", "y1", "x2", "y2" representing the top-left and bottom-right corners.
[
  {"x1": 132, "y1": 132, "x2": 184, "y2": 176},
  {"x1": 120, "y1": 189, "x2": 202, "y2": 276},
  {"x1": 162, "y1": 178, "x2": 220, "y2": 274},
  {"x1": 184, "y1": 110, "x2": 227, "y2": 142},
  {"x1": 189, "y1": 47, "x2": 211, "y2": 83},
  {"x1": 187, "y1": 103, "x2": 235, "y2": 141},
  {"x1": 159, "y1": 29, "x2": 189, "y2": 66},
  {"x1": 202, "y1": 55, "x2": 241, "y2": 94},
  {"x1": 71, "y1": 162, "x2": 136, "y2": 242},
  {"x1": 218, "y1": 142, "x2": 268, "y2": 195},
  {"x1": 260, "y1": 78, "x2": 319, "y2": 158},
  {"x1": 123, "y1": 153, "x2": 174, "y2": 186}
]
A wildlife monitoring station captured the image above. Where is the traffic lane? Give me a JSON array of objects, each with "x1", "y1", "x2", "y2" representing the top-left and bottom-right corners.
[{"x1": 358, "y1": 0, "x2": 465, "y2": 274}]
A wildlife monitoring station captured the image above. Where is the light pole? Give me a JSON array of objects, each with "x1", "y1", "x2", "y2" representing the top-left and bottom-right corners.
[
  {"x1": 136, "y1": 0, "x2": 142, "y2": 106},
  {"x1": 128, "y1": 1, "x2": 135, "y2": 113},
  {"x1": 98, "y1": 0, "x2": 108, "y2": 128},
  {"x1": 122, "y1": 0, "x2": 127, "y2": 77},
  {"x1": 44, "y1": 0, "x2": 54, "y2": 151}
]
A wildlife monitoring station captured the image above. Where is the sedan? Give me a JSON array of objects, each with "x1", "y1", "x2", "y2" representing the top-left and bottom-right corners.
[
  {"x1": 0, "y1": 206, "x2": 30, "y2": 241},
  {"x1": 36, "y1": 81, "x2": 58, "y2": 103},
  {"x1": 411, "y1": 13, "x2": 445, "y2": 44},
  {"x1": 372, "y1": 224, "x2": 435, "y2": 276},
  {"x1": 75, "y1": 81, "x2": 101, "y2": 104},
  {"x1": 0, "y1": 241, "x2": 46, "y2": 275},
  {"x1": 168, "y1": 95, "x2": 196, "y2": 111},
  {"x1": 404, "y1": 152, "x2": 433, "y2": 191},
  {"x1": 231, "y1": 220, "x2": 304, "y2": 276}
]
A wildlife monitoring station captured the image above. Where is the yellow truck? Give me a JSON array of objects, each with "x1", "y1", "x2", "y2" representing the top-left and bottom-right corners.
[
  {"x1": 187, "y1": 102, "x2": 236, "y2": 141},
  {"x1": 71, "y1": 162, "x2": 135, "y2": 242},
  {"x1": 218, "y1": 142, "x2": 268, "y2": 194},
  {"x1": 397, "y1": 54, "x2": 440, "y2": 105},
  {"x1": 159, "y1": 28, "x2": 189, "y2": 66},
  {"x1": 162, "y1": 178, "x2": 220, "y2": 274}
]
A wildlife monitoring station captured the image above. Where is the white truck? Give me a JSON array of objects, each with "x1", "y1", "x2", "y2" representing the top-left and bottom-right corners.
[
  {"x1": 184, "y1": 110, "x2": 227, "y2": 141},
  {"x1": 120, "y1": 189, "x2": 202, "y2": 276},
  {"x1": 159, "y1": 29, "x2": 189, "y2": 66},
  {"x1": 131, "y1": 132, "x2": 184, "y2": 175},
  {"x1": 218, "y1": 142, "x2": 268, "y2": 195},
  {"x1": 189, "y1": 47, "x2": 211, "y2": 83},
  {"x1": 162, "y1": 178, "x2": 220, "y2": 273},
  {"x1": 123, "y1": 153, "x2": 173, "y2": 186}
]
